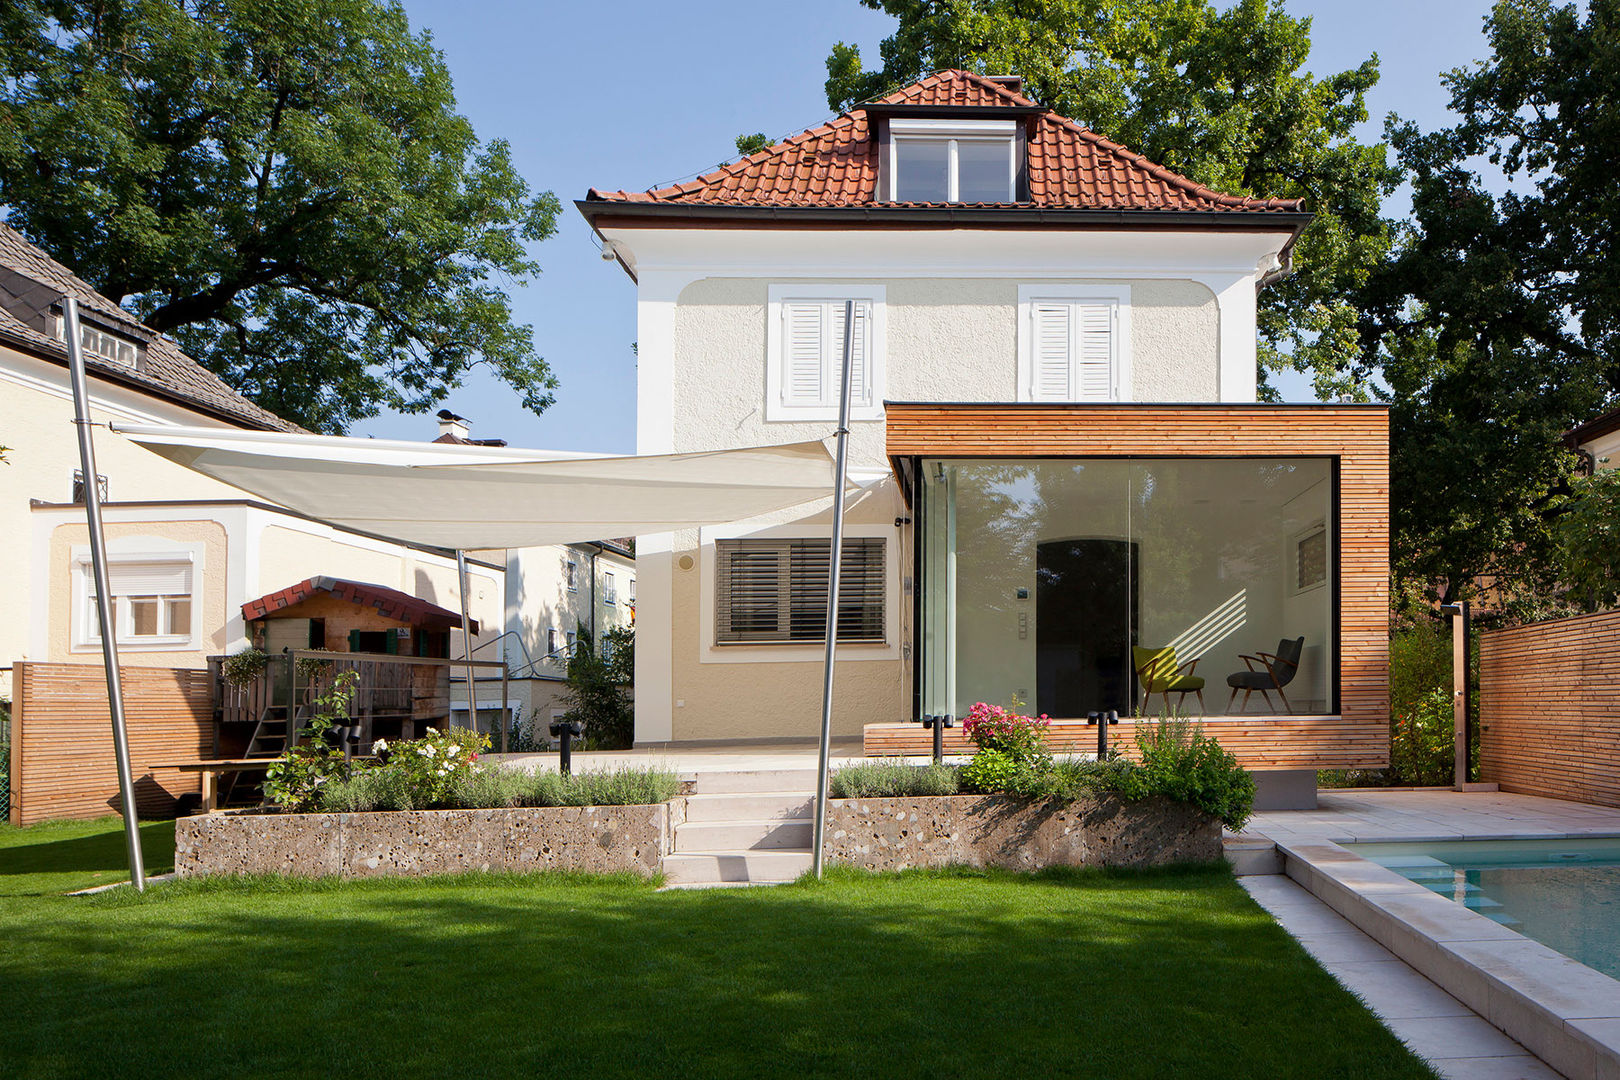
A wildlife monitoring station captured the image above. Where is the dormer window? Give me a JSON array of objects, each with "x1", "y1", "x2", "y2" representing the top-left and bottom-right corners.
[
  {"x1": 889, "y1": 119, "x2": 1017, "y2": 203},
  {"x1": 51, "y1": 312, "x2": 142, "y2": 369}
]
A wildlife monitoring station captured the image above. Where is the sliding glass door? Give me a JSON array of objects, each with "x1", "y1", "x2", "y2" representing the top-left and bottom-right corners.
[{"x1": 917, "y1": 457, "x2": 1335, "y2": 718}]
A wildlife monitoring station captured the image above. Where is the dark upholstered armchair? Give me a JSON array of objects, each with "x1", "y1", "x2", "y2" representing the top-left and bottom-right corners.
[{"x1": 1225, "y1": 637, "x2": 1305, "y2": 714}]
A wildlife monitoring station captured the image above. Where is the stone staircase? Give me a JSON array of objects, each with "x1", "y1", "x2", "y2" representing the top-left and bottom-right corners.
[{"x1": 662, "y1": 769, "x2": 818, "y2": 886}]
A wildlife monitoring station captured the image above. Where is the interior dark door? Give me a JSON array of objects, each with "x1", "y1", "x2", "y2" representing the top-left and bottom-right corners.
[{"x1": 1036, "y1": 539, "x2": 1138, "y2": 717}]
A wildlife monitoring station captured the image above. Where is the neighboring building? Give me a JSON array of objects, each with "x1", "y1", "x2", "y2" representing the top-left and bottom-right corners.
[
  {"x1": 580, "y1": 70, "x2": 1389, "y2": 782},
  {"x1": 491, "y1": 537, "x2": 635, "y2": 734},
  {"x1": 0, "y1": 221, "x2": 504, "y2": 698},
  {"x1": 1569, "y1": 405, "x2": 1620, "y2": 472},
  {"x1": 428, "y1": 409, "x2": 638, "y2": 733}
]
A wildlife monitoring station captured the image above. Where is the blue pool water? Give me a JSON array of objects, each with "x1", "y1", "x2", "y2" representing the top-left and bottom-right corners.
[{"x1": 1346, "y1": 838, "x2": 1620, "y2": 980}]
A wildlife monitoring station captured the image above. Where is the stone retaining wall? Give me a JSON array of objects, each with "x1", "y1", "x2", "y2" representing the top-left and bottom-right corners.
[
  {"x1": 175, "y1": 801, "x2": 682, "y2": 879},
  {"x1": 824, "y1": 794, "x2": 1220, "y2": 872}
]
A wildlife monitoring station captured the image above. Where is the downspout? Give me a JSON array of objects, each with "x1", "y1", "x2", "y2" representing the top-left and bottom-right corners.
[{"x1": 1257, "y1": 231, "x2": 1303, "y2": 291}]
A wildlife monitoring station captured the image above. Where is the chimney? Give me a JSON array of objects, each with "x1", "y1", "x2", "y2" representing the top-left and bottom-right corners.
[
  {"x1": 436, "y1": 408, "x2": 469, "y2": 441},
  {"x1": 985, "y1": 75, "x2": 1024, "y2": 95}
]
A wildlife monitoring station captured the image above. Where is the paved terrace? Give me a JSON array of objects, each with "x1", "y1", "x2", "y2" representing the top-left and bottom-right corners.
[{"x1": 1251, "y1": 787, "x2": 1620, "y2": 844}]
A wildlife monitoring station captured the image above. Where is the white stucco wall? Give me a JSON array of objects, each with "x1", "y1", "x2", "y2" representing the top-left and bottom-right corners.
[
  {"x1": 672, "y1": 276, "x2": 1220, "y2": 462},
  {"x1": 27, "y1": 501, "x2": 504, "y2": 674},
  {"x1": 1581, "y1": 428, "x2": 1620, "y2": 471},
  {"x1": 1, "y1": 345, "x2": 254, "y2": 695},
  {"x1": 616, "y1": 225, "x2": 1288, "y2": 744}
]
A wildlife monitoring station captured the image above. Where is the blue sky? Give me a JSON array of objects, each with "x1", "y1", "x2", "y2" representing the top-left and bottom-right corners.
[{"x1": 354, "y1": 0, "x2": 1502, "y2": 451}]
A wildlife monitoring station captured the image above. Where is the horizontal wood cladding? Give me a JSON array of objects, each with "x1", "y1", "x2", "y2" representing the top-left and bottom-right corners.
[
  {"x1": 1479, "y1": 610, "x2": 1620, "y2": 808},
  {"x1": 11, "y1": 663, "x2": 211, "y2": 826},
  {"x1": 886, "y1": 402, "x2": 1391, "y2": 769},
  {"x1": 863, "y1": 716, "x2": 1389, "y2": 770}
]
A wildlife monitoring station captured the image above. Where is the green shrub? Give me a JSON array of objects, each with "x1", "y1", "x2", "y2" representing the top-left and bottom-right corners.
[
  {"x1": 315, "y1": 764, "x2": 678, "y2": 812},
  {"x1": 1119, "y1": 718, "x2": 1256, "y2": 831},
  {"x1": 562, "y1": 626, "x2": 635, "y2": 751},
  {"x1": 454, "y1": 765, "x2": 534, "y2": 809},
  {"x1": 319, "y1": 767, "x2": 417, "y2": 812},
  {"x1": 525, "y1": 766, "x2": 679, "y2": 807},
  {"x1": 1390, "y1": 621, "x2": 1452, "y2": 724},
  {"x1": 960, "y1": 748, "x2": 1025, "y2": 794},
  {"x1": 829, "y1": 760, "x2": 960, "y2": 798},
  {"x1": 1004, "y1": 757, "x2": 1133, "y2": 800},
  {"x1": 1389, "y1": 688, "x2": 1456, "y2": 787}
]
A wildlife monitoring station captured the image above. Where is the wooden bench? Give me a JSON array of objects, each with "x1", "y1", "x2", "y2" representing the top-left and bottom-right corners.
[{"x1": 149, "y1": 759, "x2": 274, "y2": 813}]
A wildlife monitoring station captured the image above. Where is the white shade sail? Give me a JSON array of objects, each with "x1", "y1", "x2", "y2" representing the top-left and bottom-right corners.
[{"x1": 115, "y1": 424, "x2": 849, "y2": 549}]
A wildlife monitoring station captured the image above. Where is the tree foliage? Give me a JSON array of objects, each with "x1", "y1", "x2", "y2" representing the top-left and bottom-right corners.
[
  {"x1": 824, "y1": 0, "x2": 1401, "y2": 399},
  {"x1": 1365, "y1": 0, "x2": 1614, "y2": 607},
  {"x1": 562, "y1": 625, "x2": 634, "y2": 751},
  {"x1": 1556, "y1": 468, "x2": 1620, "y2": 612},
  {"x1": 0, "y1": 0, "x2": 560, "y2": 433}
]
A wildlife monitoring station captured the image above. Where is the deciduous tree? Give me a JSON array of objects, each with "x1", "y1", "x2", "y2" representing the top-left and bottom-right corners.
[
  {"x1": 823, "y1": 0, "x2": 1402, "y2": 399},
  {"x1": 0, "y1": 0, "x2": 560, "y2": 432}
]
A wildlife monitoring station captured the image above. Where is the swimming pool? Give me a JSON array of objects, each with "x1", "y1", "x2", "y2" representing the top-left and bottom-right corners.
[{"x1": 1346, "y1": 837, "x2": 1620, "y2": 980}]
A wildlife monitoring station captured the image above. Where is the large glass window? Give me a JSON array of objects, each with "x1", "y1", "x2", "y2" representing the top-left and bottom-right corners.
[{"x1": 919, "y1": 458, "x2": 1335, "y2": 719}]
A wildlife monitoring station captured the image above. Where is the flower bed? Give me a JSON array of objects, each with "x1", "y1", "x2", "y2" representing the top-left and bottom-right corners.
[
  {"x1": 824, "y1": 793, "x2": 1220, "y2": 872},
  {"x1": 175, "y1": 799, "x2": 683, "y2": 879}
]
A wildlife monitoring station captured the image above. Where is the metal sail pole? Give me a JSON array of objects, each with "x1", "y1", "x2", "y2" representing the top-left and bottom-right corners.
[
  {"x1": 63, "y1": 297, "x2": 146, "y2": 891},
  {"x1": 812, "y1": 300, "x2": 857, "y2": 879},
  {"x1": 456, "y1": 550, "x2": 477, "y2": 734}
]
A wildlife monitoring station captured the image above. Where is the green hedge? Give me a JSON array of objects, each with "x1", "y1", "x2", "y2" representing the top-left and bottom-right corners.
[
  {"x1": 829, "y1": 719, "x2": 1254, "y2": 832},
  {"x1": 316, "y1": 765, "x2": 679, "y2": 813}
]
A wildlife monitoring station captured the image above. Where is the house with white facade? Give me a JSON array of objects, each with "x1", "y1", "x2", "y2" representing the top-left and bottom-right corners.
[{"x1": 580, "y1": 70, "x2": 1390, "y2": 793}]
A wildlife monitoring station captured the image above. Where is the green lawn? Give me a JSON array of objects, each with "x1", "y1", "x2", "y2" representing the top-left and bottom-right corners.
[{"x1": 0, "y1": 818, "x2": 1438, "y2": 1080}]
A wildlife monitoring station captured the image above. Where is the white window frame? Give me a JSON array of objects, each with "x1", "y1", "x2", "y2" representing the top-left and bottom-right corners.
[
  {"x1": 697, "y1": 521, "x2": 902, "y2": 664},
  {"x1": 1290, "y1": 520, "x2": 1330, "y2": 596},
  {"x1": 546, "y1": 627, "x2": 562, "y2": 658},
  {"x1": 1016, "y1": 285, "x2": 1133, "y2": 402},
  {"x1": 765, "y1": 284, "x2": 886, "y2": 422},
  {"x1": 564, "y1": 558, "x2": 577, "y2": 592},
  {"x1": 604, "y1": 571, "x2": 618, "y2": 605},
  {"x1": 888, "y1": 119, "x2": 1017, "y2": 203},
  {"x1": 70, "y1": 547, "x2": 200, "y2": 652}
]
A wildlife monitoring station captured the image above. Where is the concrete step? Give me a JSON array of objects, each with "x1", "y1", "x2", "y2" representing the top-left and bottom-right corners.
[
  {"x1": 661, "y1": 850, "x2": 813, "y2": 885},
  {"x1": 682, "y1": 792, "x2": 813, "y2": 822},
  {"x1": 687, "y1": 768, "x2": 819, "y2": 795},
  {"x1": 674, "y1": 818, "x2": 812, "y2": 852}
]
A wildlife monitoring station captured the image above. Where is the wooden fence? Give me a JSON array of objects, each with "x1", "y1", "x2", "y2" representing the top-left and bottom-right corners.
[
  {"x1": 9, "y1": 662, "x2": 211, "y2": 826},
  {"x1": 1479, "y1": 609, "x2": 1620, "y2": 808}
]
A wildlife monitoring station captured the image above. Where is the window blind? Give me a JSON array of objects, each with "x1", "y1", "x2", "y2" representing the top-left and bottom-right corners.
[
  {"x1": 715, "y1": 537, "x2": 885, "y2": 644},
  {"x1": 106, "y1": 559, "x2": 192, "y2": 597}
]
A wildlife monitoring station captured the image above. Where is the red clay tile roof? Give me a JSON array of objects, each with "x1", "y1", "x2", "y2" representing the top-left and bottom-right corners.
[
  {"x1": 243, "y1": 576, "x2": 476, "y2": 633},
  {"x1": 586, "y1": 70, "x2": 1303, "y2": 215}
]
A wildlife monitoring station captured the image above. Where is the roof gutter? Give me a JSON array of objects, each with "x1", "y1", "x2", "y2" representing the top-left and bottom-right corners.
[{"x1": 577, "y1": 200, "x2": 1314, "y2": 233}]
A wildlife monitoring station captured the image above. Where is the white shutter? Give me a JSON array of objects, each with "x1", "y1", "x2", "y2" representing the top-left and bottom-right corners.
[
  {"x1": 107, "y1": 559, "x2": 192, "y2": 597},
  {"x1": 1075, "y1": 302, "x2": 1115, "y2": 400},
  {"x1": 828, "y1": 301, "x2": 871, "y2": 408},
  {"x1": 1030, "y1": 302, "x2": 1073, "y2": 400},
  {"x1": 782, "y1": 302, "x2": 825, "y2": 407},
  {"x1": 1028, "y1": 299, "x2": 1115, "y2": 402}
]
